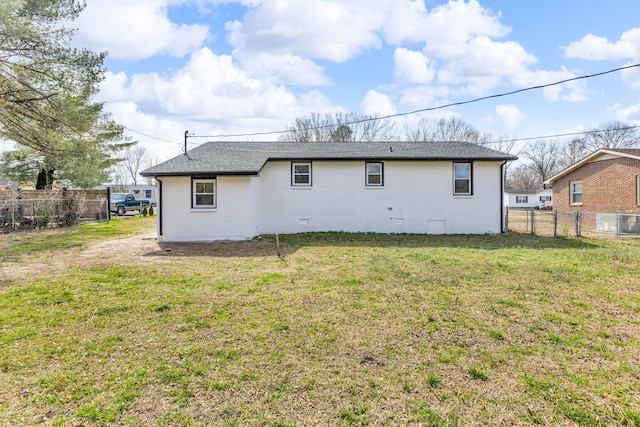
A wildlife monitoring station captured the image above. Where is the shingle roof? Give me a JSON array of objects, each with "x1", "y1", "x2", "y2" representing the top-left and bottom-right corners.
[
  {"x1": 504, "y1": 188, "x2": 548, "y2": 195},
  {"x1": 141, "y1": 141, "x2": 518, "y2": 176}
]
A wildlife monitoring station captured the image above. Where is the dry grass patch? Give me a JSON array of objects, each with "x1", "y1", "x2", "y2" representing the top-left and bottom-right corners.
[{"x1": 1, "y1": 223, "x2": 640, "y2": 425}]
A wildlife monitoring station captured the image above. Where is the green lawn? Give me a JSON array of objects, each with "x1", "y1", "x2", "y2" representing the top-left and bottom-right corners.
[{"x1": 1, "y1": 219, "x2": 639, "y2": 426}]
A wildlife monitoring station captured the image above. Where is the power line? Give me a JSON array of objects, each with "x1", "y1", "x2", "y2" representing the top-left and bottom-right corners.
[
  {"x1": 190, "y1": 62, "x2": 640, "y2": 139},
  {"x1": 124, "y1": 127, "x2": 178, "y2": 144},
  {"x1": 123, "y1": 63, "x2": 640, "y2": 144},
  {"x1": 489, "y1": 124, "x2": 640, "y2": 145}
]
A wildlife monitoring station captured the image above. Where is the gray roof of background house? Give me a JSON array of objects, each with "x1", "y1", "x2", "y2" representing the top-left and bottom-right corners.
[
  {"x1": 141, "y1": 141, "x2": 518, "y2": 177},
  {"x1": 504, "y1": 188, "x2": 548, "y2": 194}
]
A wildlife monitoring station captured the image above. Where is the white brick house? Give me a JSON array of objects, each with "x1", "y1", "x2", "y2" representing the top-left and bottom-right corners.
[{"x1": 141, "y1": 141, "x2": 516, "y2": 241}]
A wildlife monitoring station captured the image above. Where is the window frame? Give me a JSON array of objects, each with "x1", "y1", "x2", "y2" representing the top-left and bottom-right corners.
[
  {"x1": 515, "y1": 195, "x2": 528, "y2": 204},
  {"x1": 365, "y1": 162, "x2": 384, "y2": 187},
  {"x1": 191, "y1": 177, "x2": 217, "y2": 209},
  {"x1": 291, "y1": 162, "x2": 312, "y2": 187},
  {"x1": 453, "y1": 162, "x2": 472, "y2": 196},
  {"x1": 570, "y1": 181, "x2": 583, "y2": 205},
  {"x1": 637, "y1": 175, "x2": 640, "y2": 205}
]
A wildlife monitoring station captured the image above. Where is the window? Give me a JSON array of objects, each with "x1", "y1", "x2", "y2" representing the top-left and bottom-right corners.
[
  {"x1": 192, "y1": 178, "x2": 216, "y2": 208},
  {"x1": 292, "y1": 162, "x2": 311, "y2": 186},
  {"x1": 145, "y1": 189, "x2": 152, "y2": 199},
  {"x1": 637, "y1": 175, "x2": 640, "y2": 205},
  {"x1": 516, "y1": 196, "x2": 528, "y2": 204},
  {"x1": 453, "y1": 162, "x2": 472, "y2": 195},
  {"x1": 366, "y1": 162, "x2": 383, "y2": 186},
  {"x1": 570, "y1": 181, "x2": 582, "y2": 204},
  {"x1": 539, "y1": 196, "x2": 552, "y2": 202}
]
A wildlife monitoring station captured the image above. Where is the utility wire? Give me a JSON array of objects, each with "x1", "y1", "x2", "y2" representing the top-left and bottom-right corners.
[
  {"x1": 189, "y1": 63, "x2": 640, "y2": 139},
  {"x1": 488, "y1": 124, "x2": 640, "y2": 145},
  {"x1": 123, "y1": 63, "x2": 640, "y2": 143},
  {"x1": 124, "y1": 127, "x2": 177, "y2": 144}
]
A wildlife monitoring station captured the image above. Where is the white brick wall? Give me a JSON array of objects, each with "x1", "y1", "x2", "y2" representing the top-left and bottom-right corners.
[
  {"x1": 157, "y1": 160, "x2": 505, "y2": 241},
  {"x1": 159, "y1": 175, "x2": 259, "y2": 241}
]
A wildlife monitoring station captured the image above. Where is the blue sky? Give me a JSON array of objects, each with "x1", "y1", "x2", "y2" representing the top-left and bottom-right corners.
[{"x1": 68, "y1": 0, "x2": 640, "y2": 160}]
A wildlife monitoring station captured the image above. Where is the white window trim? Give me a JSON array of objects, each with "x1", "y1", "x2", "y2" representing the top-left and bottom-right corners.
[
  {"x1": 516, "y1": 195, "x2": 528, "y2": 204},
  {"x1": 192, "y1": 178, "x2": 217, "y2": 209},
  {"x1": 570, "y1": 181, "x2": 583, "y2": 205},
  {"x1": 637, "y1": 175, "x2": 640, "y2": 205},
  {"x1": 291, "y1": 162, "x2": 312, "y2": 187},
  {"x1": 365, "y1": 162, "x2": 384, "y2": 187},
  {"x1": 453, "y1": 162, "x2": 472, "y2": 196}
]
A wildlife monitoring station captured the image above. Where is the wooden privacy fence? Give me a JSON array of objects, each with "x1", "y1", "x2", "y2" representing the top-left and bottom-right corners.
[
  {"x1": 506, "y1": 208, "x2": 640, "y2": 239},
  {"x1": 0, "y1": 189, "x2": 109, "y2": 232}
]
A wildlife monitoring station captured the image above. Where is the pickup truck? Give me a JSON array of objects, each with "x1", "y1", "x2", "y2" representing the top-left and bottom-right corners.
[{"x1": 110, "y1": 193, "x2": 151, "y2": 216}]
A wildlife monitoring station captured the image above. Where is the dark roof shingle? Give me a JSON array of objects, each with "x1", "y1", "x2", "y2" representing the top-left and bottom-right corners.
[{"x1": 141, "y1": 141, "x2": 517, "y2": 176}]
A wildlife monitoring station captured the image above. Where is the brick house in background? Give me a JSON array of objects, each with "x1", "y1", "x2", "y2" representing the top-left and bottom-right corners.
[{"x1": 545, "y1": 148, "x2": 640, "y2": 214}]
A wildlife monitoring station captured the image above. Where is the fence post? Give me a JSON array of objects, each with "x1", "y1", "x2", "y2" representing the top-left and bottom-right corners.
[
  {"x1": 616, "y1": 213, "x2": 621, "y2": 239},
  {"x1": 504, "y1": 207, "x2": 509, "y2": 233},
  {"x1": 553, "y1": 210, "x2": 558, "y2": 238},
  {"x1": 531, "y1": 209, "x2": 536, "y2": 234}
]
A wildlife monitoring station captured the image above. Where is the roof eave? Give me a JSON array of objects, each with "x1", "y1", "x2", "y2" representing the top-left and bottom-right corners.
[
  {"x1": 140, "y1": 171, "x2": 260, "y2": 177},
  {"x1": 545, "y1": 148, "x2": 640, "y2": 185}
]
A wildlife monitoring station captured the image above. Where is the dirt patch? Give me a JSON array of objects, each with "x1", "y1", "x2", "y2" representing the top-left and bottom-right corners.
[{"x1": 1, "y1": 232, "x2": 281, "y2": 283}]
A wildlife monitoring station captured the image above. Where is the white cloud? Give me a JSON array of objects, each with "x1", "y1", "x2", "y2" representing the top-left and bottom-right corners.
[
  {"x1": 383, "y1": 0, "x2": 509, "y2": 52},
  {"x1": 234, "y1": 53, "x2": 330, "y2": 86},
  {"x1": 105, "y1": 101, "x2": 189, "y2": 160},
  {"x1": 224, "y1": 0, "x2": 568, "y2": 100},
  {"x1": 99, "y1": 48, "x2": 340, "y2": 145},
  {"x1": 615, "y1": 102, "x2": 640, "y2": 124},
  {"x1": 511, "y1": 68, "x2": 587, "y2": 102},
  {"x1": 564, "y1": 28, "x2": 640, "y2": 60},
  {"x1": 101, "y1": 49, "x2": 264, "y2": 117},
  {"x1": 226, "y1": 0, "x2": 384, "y2": 63},
  {"x1": 621, "y1": 61, "x2": 640, "y2": 89},
  {"x1": 393, "y1": 48, "x2": 435, "y2": 84},
  {"x1": 436, "y1": 36, "x2": 537, "y2": 95},
  {"x1": 397, "y1": 85, "x2": 450, "y2": 110},
  {"x1": 495, "y1": 104, "x2": 523, "y2": 129},
  {"x1": 74, "y1": 0, "x2": 209, "y2": 59},
  {"x1": 360, "y1": 90, "x2": 396, "y2": 116}
]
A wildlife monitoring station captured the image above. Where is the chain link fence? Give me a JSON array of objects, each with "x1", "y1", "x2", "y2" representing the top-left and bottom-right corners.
[
  {"x1": 506, "y1": 208, "x2": 640, "y2": 239},
  {"x1": 0, "y1": 190, "x2": 109, "y2": 232}
]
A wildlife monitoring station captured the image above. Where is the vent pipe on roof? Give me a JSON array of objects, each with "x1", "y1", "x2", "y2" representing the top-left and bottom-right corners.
[{"x1": 184, "y1": 130, "x2": 189, "y2": 155}]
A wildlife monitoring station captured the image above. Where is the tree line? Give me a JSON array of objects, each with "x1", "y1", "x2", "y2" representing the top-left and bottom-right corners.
[{"x1": 279, "y1": 112, "x2": 639, "y2": 190}]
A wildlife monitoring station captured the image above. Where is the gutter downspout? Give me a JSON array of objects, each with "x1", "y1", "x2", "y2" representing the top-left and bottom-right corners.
[
  {"x1": 155, "y1": 177, "x2": 163, "y2": 237},
  {"x1": 500, "y1": 161, "x2": 506, "y2": 233}
]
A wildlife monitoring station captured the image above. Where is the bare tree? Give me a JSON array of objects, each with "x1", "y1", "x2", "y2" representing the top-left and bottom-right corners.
[
  {"x1": 279, "y1": 112, "x2": 397, "y2": 142},
  {"x1": 521, "y1": 139, "x2": 562, "y2": 185},
  {"x1": 480, "y1": 133, "x2": 520, "y2": 175},
  {"x1": 559, "y1": 137, "x2": 589, "y2": 169},
  {"x1": 585, "y1": 120, "x2": 639, "y2": 151},
  {"x1": 110, "y1": 162, "x2": 129, "y2": 192},
  {"x1": 404, "y1": 117, "x2": 490, "y2": 144},
  {"x1": 506, "y1": 164, "x2": 540, "y2": 190},
  {"x1": 121, "y1": 145, "x2": 148, "y2": 186}
]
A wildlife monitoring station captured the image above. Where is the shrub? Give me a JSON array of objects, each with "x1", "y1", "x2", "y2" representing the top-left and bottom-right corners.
[
  {"x1": 141, "y1": 205, "x2": 148, "y2": 217},
  {"x1": 60, "y1": 194, "x2": 80, "y2": 226},
  {"x1": 148, "y1": 204, "x2": 154, "y2": 216}
]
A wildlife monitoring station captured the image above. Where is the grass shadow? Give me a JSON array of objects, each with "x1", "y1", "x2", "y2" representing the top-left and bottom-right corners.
[{"x1": 146, "y1": 231, "x2": 603, "y2": 259}]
